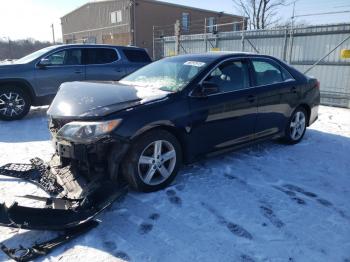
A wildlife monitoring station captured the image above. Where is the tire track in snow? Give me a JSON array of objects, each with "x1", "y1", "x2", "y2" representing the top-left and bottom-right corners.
[
  {"x1": 273, "y1": 184, "x2": 350, "y2": 221},
  {"x1": 100, "y1": 206, "x2": 195, "y2": 262},
  {"x1": 201, "y1": 202, "x2": 253, "y2": 240},
  {"x1": 218, "y1": 168, "x2": 333, "y2": 257},
  {"x1": 121, "y1": 193, "x2": 238, "y2": 261}
]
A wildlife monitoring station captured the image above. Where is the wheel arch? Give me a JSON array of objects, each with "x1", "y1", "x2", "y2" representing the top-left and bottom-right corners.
[
  {"x1": 130, "y1": 124, "x2": 189, "y2": 163},
  {"x1": 0, "y1": 79, "x2": 35, "y2": 103},
  {"x1": 298, "y1": 103, "x2": 311, "y2": 126}
]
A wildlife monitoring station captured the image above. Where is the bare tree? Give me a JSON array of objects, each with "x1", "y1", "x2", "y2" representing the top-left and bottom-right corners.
[
  {"x1": 0, "y1": 38, "x2": 51, "y2": 60},
  {"x1": 233, "y1": 0, "x2": 290, "y2": 29}
]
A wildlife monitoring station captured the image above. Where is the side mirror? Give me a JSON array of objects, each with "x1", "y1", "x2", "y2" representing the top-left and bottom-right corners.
[
  {"x1": 37, "y1": 58, "x2": 51, "y2": 68},
  {"x1": 199, "y1": 81, "x2": 220, "y2": 96}
]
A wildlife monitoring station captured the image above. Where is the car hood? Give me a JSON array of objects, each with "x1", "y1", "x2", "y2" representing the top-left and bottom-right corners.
[
  {"x1": 47, "y1": 81, "x2": 171, "y2": 119},
  {"x1": 0, "y1": 63, "x2": 24, "y2": 72}
]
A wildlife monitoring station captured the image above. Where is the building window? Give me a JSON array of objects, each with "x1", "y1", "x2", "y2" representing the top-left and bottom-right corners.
[
  {"x1": 233, "y1": 23, "x2": 241, "y2": 31},
  {"x1": 182, "y1": 12, "x2": 190, "y2": 32},
  {"x1": 208, "y1": 17, "x2": 216, "y2": 33},
  {"x1": 111, "y1": 10, "x2": 122, "y2": 24}
]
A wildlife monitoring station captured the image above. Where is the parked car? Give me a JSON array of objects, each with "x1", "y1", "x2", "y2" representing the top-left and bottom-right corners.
[
  {"x1": 0, "y1": 44, "x2": 151, "y2": 120},
  {"x1": 48, "y1": 52, "x2": 320, "y2": 193}
]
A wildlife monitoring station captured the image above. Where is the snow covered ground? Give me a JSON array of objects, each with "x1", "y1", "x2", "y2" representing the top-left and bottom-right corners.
[{"x1": 0, "y1": 105, "x2": 349, "y2": 262}]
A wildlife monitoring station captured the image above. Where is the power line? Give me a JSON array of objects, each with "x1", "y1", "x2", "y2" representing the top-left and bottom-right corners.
[{"x1": 294, "y1": 10, "x2": 350, "y2": 18}]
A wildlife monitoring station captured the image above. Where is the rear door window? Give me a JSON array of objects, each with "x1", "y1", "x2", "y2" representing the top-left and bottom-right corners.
[
  {"x1": 280, "y1": 66, "x2": 295, "y2": 81},
  {"x1": 123, "y1": 49, "x2": 151, "y2": 63},
  {"x1": 251, "y1": 59, "x2": 284, "y2": 86},
  {"x1": 85, "y1": 48, "x2": 119, "y2": 65}
]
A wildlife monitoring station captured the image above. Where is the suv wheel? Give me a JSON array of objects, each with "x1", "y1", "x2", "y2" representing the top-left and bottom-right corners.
[
  {"x1": 283, "y1": 107, "x2": 307, "y2": 144},
  {"x1": 122, "y1": 130, "x2": 182, "y2": 192},
  {"x1": 0, "y1": 86, "x2": 31, "y2": 120}
]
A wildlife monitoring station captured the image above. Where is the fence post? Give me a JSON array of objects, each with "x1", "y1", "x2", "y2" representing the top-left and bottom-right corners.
[
  {"x1": 288, "y1": 5, "x2": 296, "y2": 64},
  {"x1": 288, "y1": 25, "x2": 294, "y2": 63},
  {"x1": 282, "y1": 28, "x2": 288, "y2": 61},
  {"x1": 204, "y1": 18, "x2": 208, "y2": 52},
  {"x1": 152, "y1": 25, "x2": 155, "y2": 60},
  {"x1": 241, "y1": 18, "x2": 245, "y2": 51},
  {"x1": 175, "y1": 20, "x2": 181, "y2": 55}
]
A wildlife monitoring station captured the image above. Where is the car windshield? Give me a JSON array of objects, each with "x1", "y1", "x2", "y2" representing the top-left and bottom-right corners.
[
  {"x1": 15, "y1": 45, "x2": 58, "y2": 64},
  {"x1": 120, "y1": 57, "x2": 208, "y2": 92}
]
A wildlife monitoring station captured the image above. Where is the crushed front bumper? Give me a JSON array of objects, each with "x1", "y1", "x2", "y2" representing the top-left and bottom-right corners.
[
  {"x1": 0, "y1": 158, "x2": 127, "y2": 230},
  {"x1": 0, "y1": 156, "x2": 128, "y2": 261}
]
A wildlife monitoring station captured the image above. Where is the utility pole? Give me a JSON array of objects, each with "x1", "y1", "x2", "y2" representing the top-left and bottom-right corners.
[{"x1": 51, "y1": 24, "x2": 56, "y2": 44}]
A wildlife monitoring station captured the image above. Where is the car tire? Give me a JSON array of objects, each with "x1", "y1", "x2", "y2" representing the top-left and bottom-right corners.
[
  {"x1": 122, "y1": 129, "x2": 182, "y2": 192},
  {"x1": 0, "y1": 86, "x2": 31, "y2": 121},
  {"x1": 282, "y1": 106, "x2": 308, "y2": 144}
]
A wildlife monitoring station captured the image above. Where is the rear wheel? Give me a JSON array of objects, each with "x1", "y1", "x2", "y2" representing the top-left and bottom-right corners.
[
  {"x1": 283, "y1": 107, "x2": 307, "y2": 144},
  {"x1": 0, "y1": 86, "x2": 31, "y2": 120},
  {"x1": 122, "y1": 130, "x2": 182, "y2": 192}
]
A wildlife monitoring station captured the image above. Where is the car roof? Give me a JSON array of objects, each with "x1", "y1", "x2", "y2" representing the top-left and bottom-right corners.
[
  {"x1": 174, "y1": 51, "x2": 265, "y2": 59},
  {"x1": 164, "y1": 51, "x2": 272, "y2": 63},
  {"x1": 51, "y1": 44, "x2": 146, "y2": 50}
]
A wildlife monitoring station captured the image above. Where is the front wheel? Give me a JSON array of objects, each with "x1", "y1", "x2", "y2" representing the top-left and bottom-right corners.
[
  {"x1": 122, "y1": 130, "x2": 182, "y2": 192},
  {"x1": 283, "y1": 107, "x2": 307, "y2": 144},
  {"x1": 0, "y1": 86, "x2": 31, "y2": 121}
]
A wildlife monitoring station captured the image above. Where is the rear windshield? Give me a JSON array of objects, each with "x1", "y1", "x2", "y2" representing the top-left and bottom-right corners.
[{"x1": 123, "y1": 49, "x2": 151, "y2": 63}]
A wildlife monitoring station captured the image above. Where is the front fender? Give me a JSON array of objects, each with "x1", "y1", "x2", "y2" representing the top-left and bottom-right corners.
[{"x1": 131, "y1": 120, "x2": 177, "y2": 139}]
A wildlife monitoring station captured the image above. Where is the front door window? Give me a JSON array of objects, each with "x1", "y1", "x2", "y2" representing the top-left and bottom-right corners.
[{"x1": 204, "y1": 60, "x2": 250, "y2": 93}]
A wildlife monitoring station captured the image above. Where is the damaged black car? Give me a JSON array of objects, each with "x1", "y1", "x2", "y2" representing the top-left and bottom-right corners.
[
  {"x1": 0, "y1": 52, "x2": 319, "y2": 260},
  {"x1": 48, "y1": 52, "x2": 319, "y2": 193}
]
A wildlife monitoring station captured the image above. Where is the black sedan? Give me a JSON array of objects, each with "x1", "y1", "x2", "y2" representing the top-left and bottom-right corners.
[{"x1": 48, "y1": 52, "x2": 320, "y2": 192}]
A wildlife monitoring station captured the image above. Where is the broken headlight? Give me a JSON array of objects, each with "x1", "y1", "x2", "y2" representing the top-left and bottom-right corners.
[{"x1": 57, "y1": 119, "x2": 122, "y2": 143}]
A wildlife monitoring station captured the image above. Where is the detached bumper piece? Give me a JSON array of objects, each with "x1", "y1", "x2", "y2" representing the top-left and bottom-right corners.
[
  {"x1": 0, "y1": 158, "x2": 63, "y2": 196},
  {"x1": 0, "y1": 157, "x2": 128, "y2": 261},
  {"x1": 1, "y1": 220, "x2": 99, "y2": 262}
]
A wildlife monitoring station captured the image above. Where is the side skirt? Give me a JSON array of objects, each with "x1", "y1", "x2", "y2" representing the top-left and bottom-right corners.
[{"x1": 205, "y1": 133, "x2": 283, "y2": 159}]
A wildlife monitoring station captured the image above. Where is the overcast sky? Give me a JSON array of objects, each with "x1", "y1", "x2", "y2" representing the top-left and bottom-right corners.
[{"x1": 0, "y1": 0, "x2": 349, "y2": 42}]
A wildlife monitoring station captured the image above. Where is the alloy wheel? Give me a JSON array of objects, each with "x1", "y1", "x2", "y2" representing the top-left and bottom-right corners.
[
  {"x1": 290, "y1": 111, "x2": 306, "y2": 141},
  {"x1": 0, "y1": 92, "x2": 26, "y2": 117},
  {"x1": 138, "y1": 140, "x2": 177, "y2": 186}
]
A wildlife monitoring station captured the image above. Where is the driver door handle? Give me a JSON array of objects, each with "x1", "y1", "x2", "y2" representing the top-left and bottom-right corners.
[{"x1": 74, "y1": 69, "x2": 83, "y2": 74}]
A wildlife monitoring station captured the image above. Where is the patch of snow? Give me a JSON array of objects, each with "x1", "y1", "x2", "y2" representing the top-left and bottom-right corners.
[{"x1": 0, "y1": 106, "x2": 349, "y2": 262}]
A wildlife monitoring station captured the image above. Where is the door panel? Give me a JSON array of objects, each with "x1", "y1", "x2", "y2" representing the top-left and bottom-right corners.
[
  {"x1": 250, "y1": 58, "x2": 300, "y2": 139},
  {"x1": 84, "y1": 48, "x2": 126, "y2": 81},
  {"x1": 85, "y1": 63, "x2": 126, "y2": 81},
  {"x1": 187, "y1": 59, "x2": 257, "y2": 156},
  {"x1": 254, "y1": 82, "x2": 299, "y2": 138},
  {"x1": 34, "y1": 48, "x2": 85, "y2": 96}
]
